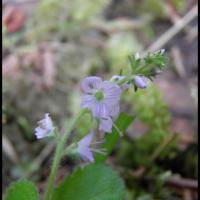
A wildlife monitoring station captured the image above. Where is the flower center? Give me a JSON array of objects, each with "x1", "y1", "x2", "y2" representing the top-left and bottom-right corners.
[{"x1": 95, "y1": 90, "x2": 104, "y2": 101}]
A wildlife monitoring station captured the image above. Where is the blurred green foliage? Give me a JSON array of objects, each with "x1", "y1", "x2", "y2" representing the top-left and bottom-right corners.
[
  {"x1": 4, "y1": 180, "x2": 39, "y2": 200},
  {"x1": 171, "y1": 0, "x2": 187, "y2": 13},
  {"x1": 125, "y1": 84, "x2": 171, "y2": 130},
  {"x1": 118, "y1": 84, "x2": 178, "y2": 168},
  {"x1": 141, "y1": 0, "x2": 166, "y2": 19},
  {"x1": 106, "y1": 32, "x2": 142, "y2": 71},
  {"x1": 28, "y1": 0, "x2": 110, "y2": 41}
]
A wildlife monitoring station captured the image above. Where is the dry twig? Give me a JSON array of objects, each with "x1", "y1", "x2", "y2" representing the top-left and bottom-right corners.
[
  {"x1": 171, "y1": 46, "x2": 186, "y2": 78},
  {"x1": 143, "y1": 5, "x2": 197, "y2": 55},
  {"x1": 3, "y1": 135, "x2": 20, "y2": 164}
]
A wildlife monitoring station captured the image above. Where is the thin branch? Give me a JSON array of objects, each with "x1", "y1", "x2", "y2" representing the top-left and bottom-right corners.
[
  {"x1": 149, "y1": 133, "x2": 178, "y2": 162},
  {"x1": 132, "y1": 133, "x2": 178, "y2": 178},
  {"x1": 2, "y1": 135, "x2": 20, "y2": 164},
  {"x1": 143, "y1": 5, "x2": 198, "y2": 55},
  {"x1": 171, "y1": 46, "x2": 186, "y2": 78}
]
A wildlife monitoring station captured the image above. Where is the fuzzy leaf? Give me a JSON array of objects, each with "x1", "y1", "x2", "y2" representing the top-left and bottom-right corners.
[
  {"x1": 52, "y1": 164, "x2": 125, "y2": 200},
  {"x1": 4, "y1": 180, "x2": 39, "y2": 200}
]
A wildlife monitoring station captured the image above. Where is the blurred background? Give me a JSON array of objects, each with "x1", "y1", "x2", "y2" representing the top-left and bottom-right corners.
[{"x1": 2, "y1": 0, "x2": 198, "y2": 199}]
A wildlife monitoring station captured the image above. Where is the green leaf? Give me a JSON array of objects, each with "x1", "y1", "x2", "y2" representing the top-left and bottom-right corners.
[
  {"x1": 95, "y1": 113, "x2": 135, "y2": 163},
  {"x1": 52, "y1": 164, "x2": 125, "y2": 200},
  {"x1": 4, "y1": 180, "x2": 39, "y2": 200},
  {"x1": 128, "y1": 55, "x2": 141, "y2": 73}
]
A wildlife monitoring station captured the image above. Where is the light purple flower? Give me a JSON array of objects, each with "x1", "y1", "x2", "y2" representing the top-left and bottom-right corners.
[
  {"x1": 77, "y1": 132, "x2": 94, "y2": 162},
  {"x1": 35, "y1": 113, "x2": 54, "y2": 139},
  {"x1": 134, "y1": 76, "x2": 147, "y2": 89},
  {"x1": 111, "y1": 75, "x2": 130, "y2": 91},
  {"x1": 81, "y1": 76, "x2": 122, "y2": 119},
  {"x1": 77, "y1": 131, "x2": 106, "y2": 162}
]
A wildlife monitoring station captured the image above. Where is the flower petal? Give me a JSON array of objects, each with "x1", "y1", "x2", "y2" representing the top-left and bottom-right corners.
[
  {"x1": 80, "y1": 94, "x2": 96, "y2": 109},
  {"x1": 81, "y1": 76, "x2": 102, "y2": 93},
  {"x1": 35, "y1": 127, "x2": 46, "y2": 139},
  {"x1": 99, "y1": 117, "x2": 113, "y2": 133},
  {"x1": 78, "y1": 147, "x2": 94, "y2": 162},
  {"x1": 78, "y1": 132, "x2": 94, "y2": 147},
  {"x1": 92, "y1": 102, "x2": 109, "y2": 118},
  {"x1": 44, "y1": 113, "x2": 54, "y2": 131},
  {"x1": 77, "y1": 132, "x2": 94, "y2": 162},
  {"x1": 108, "y1": 103, "x2": 120, "y2": 118},
  {"x1": 102, "y1": 81, "x2": 122, "y2": 106}
]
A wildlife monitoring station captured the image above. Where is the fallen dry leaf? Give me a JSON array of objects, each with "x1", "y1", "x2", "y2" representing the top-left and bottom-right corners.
[{"x1": 3, "y1": 4, "x2": 26, "y2": 33}]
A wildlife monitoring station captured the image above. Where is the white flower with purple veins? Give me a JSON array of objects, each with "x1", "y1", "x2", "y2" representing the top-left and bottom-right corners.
[
  {"x1": 35, "y1": 113, "x2": 54, "y2": 139},
  {"x1": 81, "y1": 76, "x2": 122, "y2": 132},
  {"x1": 134, "y1": 76, "x2": 147, "y2": 89},
  {"x1": 77, "y1": 131, "x2": 105, "y2": 163}
]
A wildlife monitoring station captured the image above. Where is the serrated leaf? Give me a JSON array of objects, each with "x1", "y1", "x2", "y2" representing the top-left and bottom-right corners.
[
  {"x1": 52, "y1": 164, "x2": 125, "y2": 200},
  {"x1": 95, "y1": 113, "x2": 135, "y2": 162},
  {"x1": 4, "y1": 180, "x2": 39, "y2": 200}
]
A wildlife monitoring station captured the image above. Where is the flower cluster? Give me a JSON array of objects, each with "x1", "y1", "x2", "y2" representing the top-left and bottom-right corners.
[{"x1": 35, "y1": 50, "x2": 166, "y2": 163}]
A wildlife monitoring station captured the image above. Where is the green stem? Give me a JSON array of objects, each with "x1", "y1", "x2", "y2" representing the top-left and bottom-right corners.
[
  {"x1": 149, "y1": 133, "x2": 178, "y2": 162},
  {"x1": 112, "y1": 122, "x2": 123, "y2": 137},
  {"x1": 44, "y1": 109, "x2": 88, "y2": 200},
  {"x1": 116, "y1": 75, "x2": 132, "y2": 86}
]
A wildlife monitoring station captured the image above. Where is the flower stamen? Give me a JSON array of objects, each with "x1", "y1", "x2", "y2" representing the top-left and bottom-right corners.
[{"x1": 95, "y1": 90, "x2": 104, "y2": 101}]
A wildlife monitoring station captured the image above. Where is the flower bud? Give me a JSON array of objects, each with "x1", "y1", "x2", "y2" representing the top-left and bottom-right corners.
[{"x1": 134, "y1": 76, "x2": 147, "y2": 89}]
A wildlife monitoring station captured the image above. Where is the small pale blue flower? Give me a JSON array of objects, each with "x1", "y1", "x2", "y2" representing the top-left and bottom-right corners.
[
  {"x1": 81, "y1": 76, "x2": 122, "y2": 133},
  {"x1": 81, "y1": 76, "x2": 121, "y2": 117},
  {"x1": 35, "y1": 113, "x2": 54, "y2": 139}
]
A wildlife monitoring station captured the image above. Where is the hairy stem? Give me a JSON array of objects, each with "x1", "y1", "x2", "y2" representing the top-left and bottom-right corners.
[
  {"x1": 116, "y1": 75, "x2": 132, "y2": 86},
  {"x1": 44, "y1": 109, "x2": 88, "y2": 200}
]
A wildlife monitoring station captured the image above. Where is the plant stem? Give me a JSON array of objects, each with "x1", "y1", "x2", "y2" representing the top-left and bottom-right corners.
[
  {"x1": 116, "y1": 75, "x2": 132, "y2": 86},
  {"x1": 44, "y1": 109, "x2": 87, "y2": 200},
  {"x1": 149, "y1": 133, "x2": 178, "y2": 162}
]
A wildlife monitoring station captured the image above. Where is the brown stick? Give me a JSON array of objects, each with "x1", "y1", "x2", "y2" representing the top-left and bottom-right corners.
[
  {"x1": 146, "y1": 176, "x2": 198, "y2": 190},
  {"x1": 142, "y1": 5, "x2": 197, "y2": 55}
]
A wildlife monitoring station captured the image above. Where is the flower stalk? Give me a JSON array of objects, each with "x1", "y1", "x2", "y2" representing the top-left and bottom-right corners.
[{"x1": 44, "y1": 109, "x2": 88, "y2": 200}]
